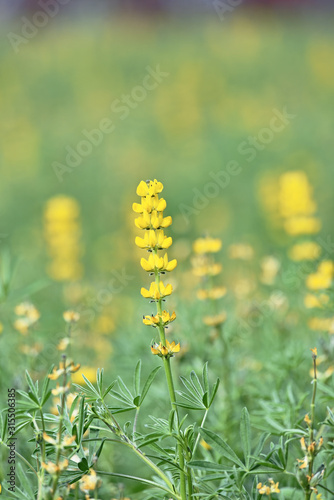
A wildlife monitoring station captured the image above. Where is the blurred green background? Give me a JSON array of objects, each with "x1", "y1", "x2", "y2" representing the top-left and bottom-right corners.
[{"x1": 1, "y1": 8, "x2": 334, "y2": 497}]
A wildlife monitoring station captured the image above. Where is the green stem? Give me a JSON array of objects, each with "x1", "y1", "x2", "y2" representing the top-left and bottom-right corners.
[
  {"x1": 51, "y1": 356, "x2": 68, "y2": 497},
  {"x1": 193, "y1": 408, "x2": 209, "y2": 457},
  {"x1": 153, "y1": 251, "x2": 187, "y2": 500}
]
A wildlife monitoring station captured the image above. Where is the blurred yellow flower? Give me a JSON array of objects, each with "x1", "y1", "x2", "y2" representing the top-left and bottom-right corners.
[
  {"x1": 284, "y1": 216, "x2": 321, "y2": 236},
  {"x1": 63, "y1": 310, "x2": 80, "y2": 323},
  {"x1": 71, "y1": 366, "x2": 97, "y2": 385},
  {"x1": 289, "y1": 242, "x2": 321, "y2": 261},
  {"x1": 304, "y1": 293, "x2": 329, "y2": 309},
  {"x1": 80, "y1": 469, "x2": 100, "y2": 492},
  {"x1": 193, "y1": 237, "x2": 222, "y2": 254},
  {"x1": 257, "y1": 479, "x2": 280, "y2": 495},
  {"x1": 279, "y1": 171, "x2": 317, "y2": 218},
  {"x1": 308, "y1": 317, "x2": 334, "y2": 332},
  {"x1": 13, "y1": 302, "x2": 40, "y2": 334},
  {"x1": 197, "y1": 287, "x2": 227, "y2": 300},
  {"x1": 203, "y1": 312, "x2": 227, "y2": 327},
  {"x1": 44, "y1": 195, "x2": 83, "y2": 281},
  {"x1": 192, "y1": 262, "x2": 222, "y2": 277},
  {"x1": 260, "y1": 256, "x2": 280, "y2": 285},
  {"x1": 228, "y1": 244, "x2": 254, "y2": 260},
  {"x1": 307, "y1": 260, "x2": 334, "y2": 290}
]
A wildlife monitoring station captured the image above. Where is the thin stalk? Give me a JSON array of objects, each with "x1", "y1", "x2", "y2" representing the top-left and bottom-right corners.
[
  {"x1": 192, "y1": 408, "x2": 209, "y2": 457},
  {"x1": 51, "y1": 356, "x2": 68, "y2": 497},
  {"x1": 153, "y1": 249, "x2": 188, "y2": 500},
  {"x1": 305, "y1": 353, "x2": 318, "y2": 500}
]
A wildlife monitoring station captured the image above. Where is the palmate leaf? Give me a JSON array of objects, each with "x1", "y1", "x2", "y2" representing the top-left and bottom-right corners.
[{"x1": 177, "y1": 364, "x2": 220, "y2": 411}]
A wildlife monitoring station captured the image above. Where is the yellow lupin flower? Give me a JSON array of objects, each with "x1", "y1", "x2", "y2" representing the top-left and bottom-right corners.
[
  {"x1": 135, "y1": 229, "x2": 172, "y2": 250},
  {"x1": 143, "y1": 311, "x2": 176, "y2": 327},
  {"x1": 151, "y1": 339, "x2": 180, "y2": 358},
  {"x1": 304, "y1": 293, "x2": 329, "y2": 309},
  {"x1": 141, "y1": 282, "x2": 173, "y2": 300},
  {"x1": 284, "y1": 216, "x2": 321, "y2": 236},
  {"x1": 80, "y1": 469, "x2": 100, "y2": 492},
  {"x1": 257, "y1": 479, "x2": 280, "y2": 495},
  {"x1": 135, "y1": 210, "x2": 172, "y2": 230},
  {"x1": 42, "y1": 459, "x2": 68, "y2": 475},
  {"x1": 192, "y1": 263, "x2": 222, "y2": 277},
  {"x1": 136, "y1": 179, "x2": 163, "y2": 197},
  {"x1": 203, "y1": 313, "x2": 227, "y2": 327},
  {"x1": 44, "y1": 195, "x2": 83, "y2": 281},
  {"x1": 228, "y1": 243, "x2": 254, "y2": 260},
  {"x1": 140, "y1": 253, "x2": 177, "y2": 273},
  {"x1": 133, "y1": 194, "x2": 166, "y2": 214},
  {"x1": 279, "y1": 171, "x2": 317, "y2": 218},
  {"x1": 193, "y1": 237, "x2": 222, "y2": 254},
  {"x1": 48, "y1": 360, "x2": 80, "y2": 380},
  {"x1": 307, "y1": 260, "x2": 334, "y2": 290},
  {"x1": 289, "y1": 242, "x2": 321, "y2": 261},
  {"x1": 63, "y1": 310, "x2": 80, "y2": 323},
  {"x1": 197, "y1": 287, "x2": 227, "y2": 300}
]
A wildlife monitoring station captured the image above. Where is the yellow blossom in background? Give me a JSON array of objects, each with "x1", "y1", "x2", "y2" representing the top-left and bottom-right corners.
[
  {"x1": 71, "y1": 366, "x2": 97, "y2": 385},
  {"x1": 203, "y1": 312, "x2": 227, "y2": 327},
  {"x1": 308, "y1": 317, "x2": 334, "y2": 332},
  {"x1": 0, "y1": 322, "x2": 3, "y2": 334},
  {"x1": 279, "y1": 171, "x2": 317, "y2": 219},
  {"x1": 13, "y1": 302, "x2": 40, "y2": 335},
  {"x1": 192, "y1": 262, "x2": 222, "y2": 277},
  {"x1": 260, "y1": 256, "x2": 280, "y2": 285},
  {"x1": 44, "y1": 195, "x2": 83, "y2": 281},
  {"x1": 257, "y1": 479, "x2": 280, "y2": 495},
  {"x1": 193, "y1": 237, "x2": 222, "y2": 254},
  {"x1": 42, "y1": 459, "x2": 69, "y2": 475},
  {"x1": 306, "y1": 260, "x2": 334, "y2": 290},
  {"x1": 63, "y1": 310, "x2": 80, "y2": 323},
  {"x1": 197, "y1": 287, "x2": 227, "y2": 300},
  {"x1": 80, "y1": 469, "x2": 100, "y2": 492},
  {"x1": 200, "y1": 439, "x2": 212, "y2": 451},
  {"x1": 228, "y1": 243, "x2": 254, "y2": 260},
  {"x1": 48, "y1": 360, "x2": 80, "y2": 380},
  {"x1": 289, "y1": 242, "x2": 321, "y2": 261},
  {"x1": 304, "y1": 293, "x2": 329, "y2": 309},
  {"x1": 284, "y1": 216, "x2": 321, "y2": 236}
]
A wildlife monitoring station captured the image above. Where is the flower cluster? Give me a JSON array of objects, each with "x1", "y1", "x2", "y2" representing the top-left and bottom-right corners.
[
  {"x1": 44, "y1": 195, "x2": 83, "y2": 281},
  {"x1": 192, "y1": 236, "x2": 226, "y2": 328},
  {"x1": 256, "y1": 479, "x2": 280, "y2": 496},
  {"x1": 134, "y1": 180, "x2": 179, "y2": 357},
  {"x1": 13, "y1": 302, "x2": 40, "y2": 335},
  {"x1": 278, "y1": 171, "x2": 321, "y2": 237},
  {"x1": 305, "y1": 260, "x2": 334, "y2": 332},
  {"x1": 296, "y1": 349, "x2": 325, "y2": 496}
]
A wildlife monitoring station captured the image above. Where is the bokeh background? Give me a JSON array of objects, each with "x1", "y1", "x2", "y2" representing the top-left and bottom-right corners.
[{"x1": 1, "y1": 1, "x2": 334, "y2": 496}]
